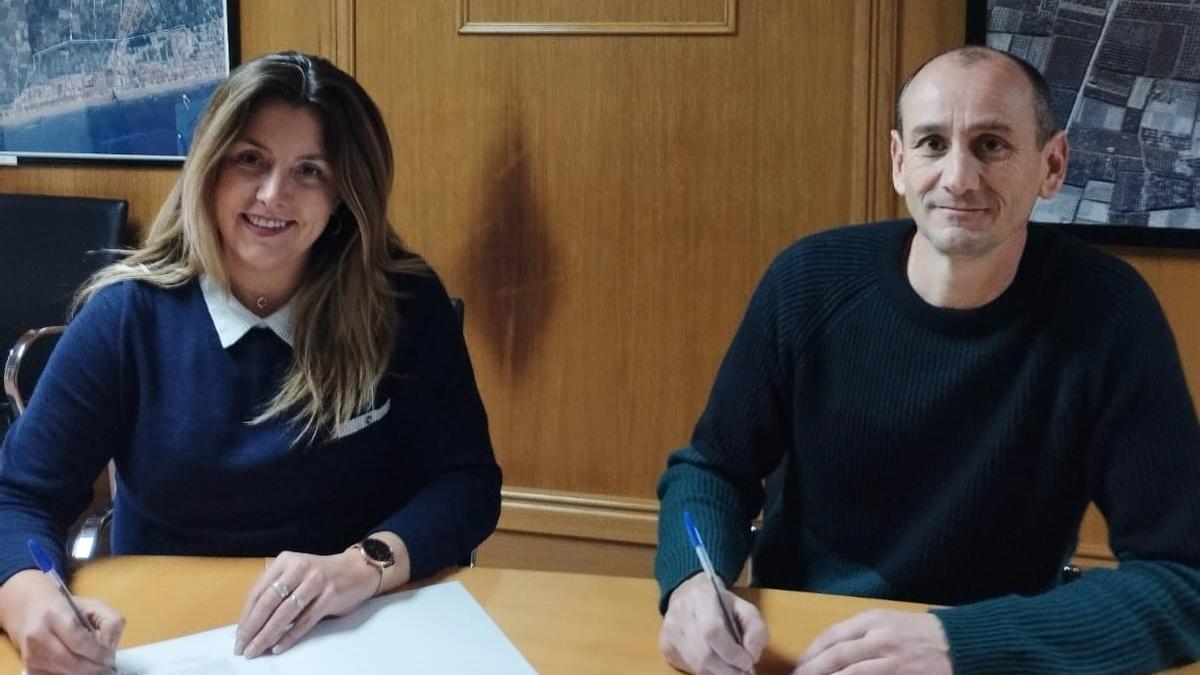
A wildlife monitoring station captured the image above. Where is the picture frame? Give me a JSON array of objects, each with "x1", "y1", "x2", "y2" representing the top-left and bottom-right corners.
[
  {"x1": 967, "y1": 0, "x2": 1200, "y2": 248},
  {"x1": 0, "y1": 0, "x2": 238, "y2": 165}
]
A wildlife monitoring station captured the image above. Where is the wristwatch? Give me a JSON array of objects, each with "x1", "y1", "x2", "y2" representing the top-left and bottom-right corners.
[{"x1": 352, "y1": 536, "x2": 395, "y2": 570}]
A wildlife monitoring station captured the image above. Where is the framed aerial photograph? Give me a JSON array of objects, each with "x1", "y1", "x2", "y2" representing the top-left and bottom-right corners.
[
  {"x1": 0, "y1": 0, "x2": 236, "y2": 164},
  {"x1": 967, "y1": 0, "x2": 1200, "y2": 248}
]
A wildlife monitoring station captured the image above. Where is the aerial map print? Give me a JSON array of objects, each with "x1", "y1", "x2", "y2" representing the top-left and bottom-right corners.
[
  {"x1": 0, "y1": 0, "x2": 231, "y2": 161},
  {"x1": 988, "y1": 0, "x2": 1200, "y2": 230}
]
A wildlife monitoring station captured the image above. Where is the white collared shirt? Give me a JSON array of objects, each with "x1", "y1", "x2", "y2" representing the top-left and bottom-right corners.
[
  {"x1": 199, "y1": 275, "x2": 296, "y2": 349},
  {"x1": 198, "y1": 276, "x2": 391, "y2": 439}
]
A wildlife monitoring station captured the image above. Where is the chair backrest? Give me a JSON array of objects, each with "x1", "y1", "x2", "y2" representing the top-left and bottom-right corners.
[
  {"x1": 0, "y1": 193, "x2": 127, "y2": 428},
  {"x1": 4, "y1": 325, "x2": 66, "y2": 415}
]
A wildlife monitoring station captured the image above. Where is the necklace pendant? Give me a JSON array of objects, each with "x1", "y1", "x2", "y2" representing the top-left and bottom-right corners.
[{"x1": 256, "y1": 296, "x2": 268, "y2": 310}]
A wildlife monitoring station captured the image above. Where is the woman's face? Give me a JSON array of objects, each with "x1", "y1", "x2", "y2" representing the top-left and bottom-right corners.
[{"x1": 212, "y1": 98, "x2": 338, "y2": 293}]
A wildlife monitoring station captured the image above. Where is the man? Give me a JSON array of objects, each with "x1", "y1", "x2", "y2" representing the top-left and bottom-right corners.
[{"x1": 656, "y1": 46, "x2": 1200, "y2": 675}]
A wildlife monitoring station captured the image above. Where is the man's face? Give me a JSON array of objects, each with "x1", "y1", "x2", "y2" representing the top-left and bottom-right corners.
[{"x1": 890, "y1": 55, "x2": 1067, "y2": 259}]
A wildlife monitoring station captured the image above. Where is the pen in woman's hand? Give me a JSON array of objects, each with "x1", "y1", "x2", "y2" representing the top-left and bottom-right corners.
[
  {"x1": 27, "y1": 539, "x2": 118, "y2": 672},
  {"x1": 26, "y1": 539, "x2": 96, "y2": 634}
]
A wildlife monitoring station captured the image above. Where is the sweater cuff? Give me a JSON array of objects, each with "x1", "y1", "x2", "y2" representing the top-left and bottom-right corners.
[
  {"x1": 657, "y1": 563, "x2": 705, "y2": 615},
  {"x1": 930, "y1": 604, "x2": 1032, "y2": 673},
  {"x1": 0, "y1": 535, "x2": 62, "y2": 586}
]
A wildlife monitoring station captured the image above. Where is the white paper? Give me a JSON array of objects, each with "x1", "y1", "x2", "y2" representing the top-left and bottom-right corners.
[{"x1": 112, "y1": 581, "x2": 537, "y2": 675}]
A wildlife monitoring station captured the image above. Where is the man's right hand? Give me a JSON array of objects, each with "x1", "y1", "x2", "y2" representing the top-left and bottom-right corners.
[
  {"x1": 0, "y1": 569, "x2": 124, "y2": 674},
  {"x1": 659, "y1": 572, "x2": 769, "y2": 675}
]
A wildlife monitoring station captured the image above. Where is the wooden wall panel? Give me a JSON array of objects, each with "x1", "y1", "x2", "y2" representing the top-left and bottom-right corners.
[
  {"x1": 890, "y1": 0, "x2": 968, "y2": 219},
  {"x1": 238, "y1": 0, "x2": 354, "y2": 69},
  {"x1": 476, "y1": 487, "x2": 658, "y2": 577},
  {"x1": 357, "y1": 1, "x2": 878, "y2": 500},
  {"x1": 463, "y1": 0, "x2": 729, "y2": 23},
  {"x1": 459, "y1": 0, "x2": 736, "y2": 34}
]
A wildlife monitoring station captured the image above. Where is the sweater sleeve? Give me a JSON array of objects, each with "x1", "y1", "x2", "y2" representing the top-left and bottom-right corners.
[
  {"x1": 934, "y1": 278, "x2": 1200, "y2": 674},
  {"x1": 655, "y1": 262, "x2": 793, "y2": 612},
  {"x1": 372, "y1": 276, "x2": 502, "y2": 580},
  {"x1": 0, "y1": 285, "x2": 133, "y2": 584}
]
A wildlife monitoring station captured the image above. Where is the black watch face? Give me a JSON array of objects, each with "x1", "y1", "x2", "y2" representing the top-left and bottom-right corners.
[{"x1": 362, "y1": 538, "x2": 394, "y2": 564}]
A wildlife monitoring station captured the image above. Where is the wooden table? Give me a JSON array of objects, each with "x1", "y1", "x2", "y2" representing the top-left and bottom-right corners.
[{"x1": 0, "y1": 557, "x2": 1195, "y2": 674}]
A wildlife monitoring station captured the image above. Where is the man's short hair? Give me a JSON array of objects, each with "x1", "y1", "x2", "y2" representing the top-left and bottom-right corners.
[{"x1": 895, "y1": 46, "x2": 1059, "y2": 148}]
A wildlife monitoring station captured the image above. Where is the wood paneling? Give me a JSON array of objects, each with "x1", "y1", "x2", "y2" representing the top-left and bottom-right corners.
[
  {"x1": 477, "y1": 492, "x2": 1118, "y2": 577},
  {"x1": 236, "y1": 0, "x2": 341, "y2": 65},
  {"x1": 459, "y1": 0, "x2": 736, "y2": 35},
  {"x1": 478, "y1": 530, "x2": 656, "y2": 578},
  {"x1": 1075, "y1": 503, "x2": 1116, "y2": 569},
  {"x1": 891, "y1": 0, "x2": 967, "y2": 218},
  {"x1": 475, "y1": 489, "x2": 657, "y2": 577},
  {"x1": 360, "y1": 0, "x2": 878, "y2": 501},
  {"x1": 863, "y1": 1, "x2": 900, "y2": 221},
  {"x1": 496, "y1": 488, "x2": 658, "y2": 544}
]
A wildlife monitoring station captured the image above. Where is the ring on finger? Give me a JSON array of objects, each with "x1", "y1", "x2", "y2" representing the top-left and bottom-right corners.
[
  {"x1": 271, "y1": 579, "x2": 292, "y2": 599},
  {"x1": 290, "y1": 593, "x2": 308, "y2": 610}
]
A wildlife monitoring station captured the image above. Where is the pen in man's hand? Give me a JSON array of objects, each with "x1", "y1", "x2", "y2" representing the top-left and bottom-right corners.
[{"x1": 682, "y1": 511, "x2": 744, "y2": 646}]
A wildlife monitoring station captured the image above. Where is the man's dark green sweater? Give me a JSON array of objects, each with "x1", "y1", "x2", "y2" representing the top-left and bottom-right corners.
[{"x1": 656, "y1": 220, "x2": 1200, "y2": 673}]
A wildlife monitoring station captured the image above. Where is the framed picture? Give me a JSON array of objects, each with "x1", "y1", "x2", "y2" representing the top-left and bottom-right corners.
[
  {"x1": 967, "y1": 0, "x2": 1200, "y2": 248},
  {"x1": 0, "y1": 0, "x2": 237, "y2": 165}
]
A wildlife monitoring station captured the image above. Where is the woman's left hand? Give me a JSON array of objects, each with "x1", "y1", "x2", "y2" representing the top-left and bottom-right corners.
[{"x1": 234, "y1": 550, "x2": 379, "y2": 658}]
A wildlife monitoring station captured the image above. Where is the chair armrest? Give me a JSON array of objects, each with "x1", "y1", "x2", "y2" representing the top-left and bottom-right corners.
[
  {"x1": 4, "y1": 325, "x2": 66, "y2": 415},
  {"x1": 70, "y1": 506, "x2": 113, "y2": 563}
]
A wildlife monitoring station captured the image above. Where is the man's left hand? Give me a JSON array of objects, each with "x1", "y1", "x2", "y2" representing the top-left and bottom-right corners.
[{"x1": 792, "y1": 609, "x2": 951, "y2": 675}]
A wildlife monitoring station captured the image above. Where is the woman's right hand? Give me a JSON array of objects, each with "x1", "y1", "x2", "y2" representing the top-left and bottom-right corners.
[{"x1": 0, "y1": 569, "x2": 125, "y2": 675}]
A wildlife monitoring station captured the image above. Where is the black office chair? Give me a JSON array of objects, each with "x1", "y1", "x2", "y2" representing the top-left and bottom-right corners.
[
  {"x1": 0, "y1": 193, "x2": 128, "y2": 561},
  {"x1": 1, "y1": 193, "x2": 128, "y2": 438}
]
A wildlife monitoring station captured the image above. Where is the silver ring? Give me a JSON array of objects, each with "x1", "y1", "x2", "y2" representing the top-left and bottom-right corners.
[
  {"x1": 271, "y1": 579, "x2": 292, "y2": 599},
  {"x1": 290, "y1": 593, "x2": 307, "y2": 610}
]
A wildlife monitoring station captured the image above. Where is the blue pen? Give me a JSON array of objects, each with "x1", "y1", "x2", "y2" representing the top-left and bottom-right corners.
[
  {"x1": 682, "y1": 511, "x2": 744, "y2": 646},
  {"x1": 27, "y1": 539, "x2": 98, "y2": 635}
]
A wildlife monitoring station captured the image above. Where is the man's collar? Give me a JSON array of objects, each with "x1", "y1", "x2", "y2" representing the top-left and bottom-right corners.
[{"x1": 199, "y1": 275, "x2": 295, "y2": 349}]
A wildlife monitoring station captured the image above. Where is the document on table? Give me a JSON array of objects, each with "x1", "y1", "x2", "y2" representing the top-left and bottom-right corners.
[{"x1": 110, "y1": 580, "x2": 537, "y2": 675}]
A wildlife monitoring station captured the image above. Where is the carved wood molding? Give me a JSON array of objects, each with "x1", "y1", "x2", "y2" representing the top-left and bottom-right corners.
[
  {"x1": 458, "y1": 0, "x2": 737, "y2": 36},
  {"x1": 867, "y1": 0, "x2": 900, "y2": 221},
  {"x1": 495, "y1": 486, "x2": 1119, "y2": 571},
  {"x1": 321, "y1": 0, "x2": 356, "y2": 74},
  {"x1": 497, "y1": 487, "x2": 659, "y2": 545}
]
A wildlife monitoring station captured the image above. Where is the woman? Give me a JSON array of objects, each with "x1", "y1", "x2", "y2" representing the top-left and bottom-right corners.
[{"x1": 0, "y1": 52, "x2": 501, "y2": 674}]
